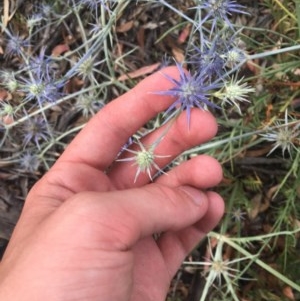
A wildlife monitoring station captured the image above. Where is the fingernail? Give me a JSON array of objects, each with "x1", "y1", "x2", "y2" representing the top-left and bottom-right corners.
[{"x1": 179, "y1": 186, "x2": 205, "y2": 206}]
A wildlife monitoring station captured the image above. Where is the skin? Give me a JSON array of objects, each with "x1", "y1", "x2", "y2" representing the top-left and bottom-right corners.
[{"x1": 0, "y1": 66, "x2": 224, "y2": 301}]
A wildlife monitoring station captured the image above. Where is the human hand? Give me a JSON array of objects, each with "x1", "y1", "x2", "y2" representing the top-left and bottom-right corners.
[{"x1": 0, "y1": 66, "x2": 224, "y2": 301}]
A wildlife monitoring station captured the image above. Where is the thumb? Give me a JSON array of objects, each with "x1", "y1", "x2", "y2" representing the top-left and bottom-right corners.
[{"x1": 59, "y1": 183, "x2": 209, "y2": 251}]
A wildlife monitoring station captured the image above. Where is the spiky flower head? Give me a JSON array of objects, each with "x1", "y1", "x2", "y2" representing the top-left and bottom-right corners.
[
  {"x1": 260, "y1": 111, "x2": 300, "y2": 157},
  {"x1": 0, "y1": 71, "x2": 19, "y2": 92},
  {"x1": 214, "y1": 77, "x2": 254, "y2": 113},
  {"x1": 22, "y1": 115, "x2": 51, "y2": 149},
  {"x1": 27, "y1": 47, "x2": 59, "y2": 80},
  {"x1": 0, "y1": 100, "x2": 16, "y2": 119},
  {"x1": 20, "y1": 75, "x2": 65, "y2": 104},
  {"x1": 26, "y1": 13, "x2": 43, "y2": 32},
  {"x1": 231, "y1": 207, "x2": 247, "y2": 222},
  {"x1": 221, "y1": 46, "x2": 246, "y2": 69},
  {"x1": 190, "y1": 43, "x2": 225, "y2": 80},
  {"x1": 195, "y1": 0, "x2": 248, "y2": 32},
  {"x1": 156, "y1": 63, "x2": 220, "y2": 126},
  {"x1": 19, "y1": 152, "x2": 41, "y2": 173},
  {"x1": 69, "y1": 51, "x2": 104, "y2": 84},
  {"x1": 75, "y1": 92, "x2": 104, "y2": 117},
  {"x1": 183, "y1": 237, "x2": 249, "y2": 301},
  {"x1": 4, "y1": 32, "x2": 30, "y2": 58},
  {"x1": 0, "y1": 100, "x2": 18, "y2": 125},
  {"x1": 117, "y1": 138, "x2": 170, "y2": 183}
]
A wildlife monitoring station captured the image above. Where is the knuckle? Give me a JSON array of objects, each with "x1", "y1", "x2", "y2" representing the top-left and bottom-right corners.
[{"x1": 150, "y1": 184, "x2": 190, "y2": 209}]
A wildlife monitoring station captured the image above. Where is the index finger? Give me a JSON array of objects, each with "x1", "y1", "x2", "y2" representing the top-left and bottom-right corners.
[{"x1": 57, "y1": 66, "x2": 180, "y2": 170}]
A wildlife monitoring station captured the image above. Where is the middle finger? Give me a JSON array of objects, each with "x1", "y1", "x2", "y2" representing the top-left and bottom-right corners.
[{"x1": 108, "y1": 109, "x2": 218, "y2": 189}]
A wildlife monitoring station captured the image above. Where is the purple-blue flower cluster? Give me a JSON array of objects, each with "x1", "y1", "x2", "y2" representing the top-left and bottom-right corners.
[
  {"x1": 157, "y1": 0, "x2": 252, "y2": 126},
  {"x1": 20, "y1": 76, "x2": 65, "y2": 105},
  {"x1": 22, "y1": 115, "x2": 51, "y2": 149},
  {"x1": 157, "y1": 63, "x2": 220, "y2": 126},
  {"x1": 19, "y1": 48, "x2": 65, "y2": 105},
  {"x1": 0, "y1": 0, "x2": 253, "y2": 180},
  {"x1": 4, "y1": 33, "x2": 30, "y2": 58},
  {"x1": 195, "y1": 0, "x2": 248, "y2": 33}
]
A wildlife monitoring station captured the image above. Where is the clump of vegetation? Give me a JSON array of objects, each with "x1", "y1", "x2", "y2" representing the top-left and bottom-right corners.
[{"x1": 0, "y1": 1, "x2": 300, "y2": 300}]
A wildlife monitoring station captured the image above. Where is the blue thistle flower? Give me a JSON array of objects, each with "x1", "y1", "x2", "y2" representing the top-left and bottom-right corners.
[
  {"x1": 0, "y1": 71, "x2": 19, "y2": 92},
  {"x1": 4, "y1": 32, "x2": 30, "y2": 58},
  {"x1": 260, "y1": 111, "x2": 300, "y2": 157},
  {"x1": 214, "y1": 76, "x2": 254, "y2": 114},
  {"x1": 36, "y1": 2, "x2": 69, "y2": 19},
  {"x1": 221, "y1": 46, "x2": 246, "y2": 69},
  {"x1": 195, "y1": 0, "x2": 248, "y2": 32},
  {"x1": 75, "y1": 92, "x2": 104, "y2": 117},
  {"x1": 156, "y1": 63, "x2": 220, "y2": 126},
  {"x1": 27, "y1": 48, "x2": 59, "y2": 80},
  {"x1": 20, "y1": 74, "x2": 65, "y2": 104},
  {"x1": 0, "y1": 100, "x2": 16, "y2": 122},
  {"x1": 22, "y1": 116, "x2": 51, "y2": 149},
  {"x1": 190, "y1": 43, "x2": 225, "y2": 80},
  {"x1": 19, "y1": 151, "x2": 41, "y2": 173},
  {"x1": 75, "y1": 55, "x2": 100, "y2": 84},
  {"x1": 38, "y1": 3, "x2": 52, "y2": 17},
  {"x1": 190, "y1": 30, "x2": 246, "y2": 80},
  {"x1": 26, "y1": 13, "x2": 43, "y2": 33},
  {"x1": 75, "y1": 0, "x2": 117, "y2": 13},
  {"x1": 21, "y1": 47, "x2": 63, "y2": 98},
  {"x1": 117, "y1": 138, "x2": 170, "y2": 183}
]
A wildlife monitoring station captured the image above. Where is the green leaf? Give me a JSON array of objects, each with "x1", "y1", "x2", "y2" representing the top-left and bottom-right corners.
[{"x1": 295, "y1": 0, "x2": 300, "y2": 37}]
